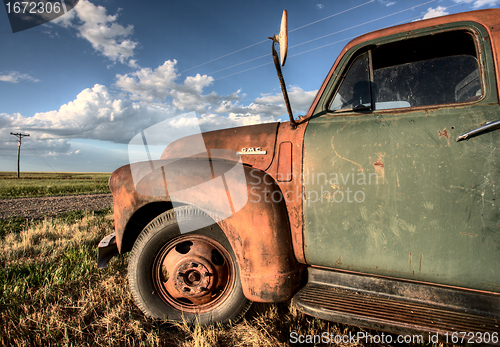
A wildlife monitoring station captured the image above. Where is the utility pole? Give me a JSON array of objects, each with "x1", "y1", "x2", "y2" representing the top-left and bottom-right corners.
[{"x1": 10, "y1": 132, "x2": 30, "y2": 178}]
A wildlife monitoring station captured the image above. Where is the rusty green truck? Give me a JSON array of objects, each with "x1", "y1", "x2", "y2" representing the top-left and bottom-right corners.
[{"x1": 98, "y1": 9, "x2": 500, "y2": 344}]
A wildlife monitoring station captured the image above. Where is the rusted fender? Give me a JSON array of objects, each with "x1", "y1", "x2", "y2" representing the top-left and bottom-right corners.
[{"x1": 109, "y1": 157, "x2": 305, "y2": 302}]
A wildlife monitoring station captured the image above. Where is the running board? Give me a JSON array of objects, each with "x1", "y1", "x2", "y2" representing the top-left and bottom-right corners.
[{"x1": 293, "y1": 268, "x2": 500, "y2": 345}]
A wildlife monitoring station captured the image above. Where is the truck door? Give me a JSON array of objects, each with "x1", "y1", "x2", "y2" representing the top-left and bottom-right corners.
[{"x1": 303, "y1": 24, "x2": 500, "y2": 292}]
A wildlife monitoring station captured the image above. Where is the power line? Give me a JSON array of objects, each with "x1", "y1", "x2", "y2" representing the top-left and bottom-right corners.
[
  {"x1": 288, "y1": 36, "x2": 358, "y2": 59},
  {"x1": 289, "y1": 0, "x2": 437, "y2": 50},
  {"x1": 208, "y1": 53, "x2": 270, "y2": 76},
  {"x1": 214, "y1": 61, "x2": 273, "y2": 81},
  {"x1": 214, "y1": 0, "x2": 440, "y2": 81},
  {"x1": 289, "y1": 0, "x2": 375, "y2": 33},
  {"x1": 212, "y1": 35, "x2": 356, "y2": 81},
  {"x1": 209, "y1": 4, "x2": 385, "y2": 77},
  {"x1": 180, "y1": 39, "x2": 269, "y2": 74},
  {"x1": 180, "y1": 0, "x2": 376, "y2": 74},
  {"x1": 24, "y1": 142, "x2": 58, "y2": 173},
  {"x1": 213, "y1": 36, "x2": 357, "y2": 80},
  {"x1": 391, "y1": 0, "x2": 465, "y2": 25}
]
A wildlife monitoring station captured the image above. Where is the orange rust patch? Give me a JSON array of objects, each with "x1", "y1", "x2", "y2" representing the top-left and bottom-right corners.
[
  {"x1": 438, "y1": 129, "x2": 449, "y2": 140},
  {"x1": 374, "y1": 159, "x2": 384, "y2": 168},
  {"x1": 374, "y1": 152, "x2": 385, "y2": 168},
  {"x1": 460, "y1": 232, "x2": 478, "y2": 237}
]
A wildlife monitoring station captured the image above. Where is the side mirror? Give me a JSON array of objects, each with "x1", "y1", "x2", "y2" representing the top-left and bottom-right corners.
[
  {"x1": 275, "y1": 10, "x2": 288, "y2": 66},
  {"x1": 269, "y1": 10, "x2": 296, "y2": 128}
]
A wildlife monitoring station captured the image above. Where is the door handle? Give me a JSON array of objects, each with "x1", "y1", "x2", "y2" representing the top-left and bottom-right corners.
[{"x1": 456, "y1": 119, "x2": 500, "y2": 142}]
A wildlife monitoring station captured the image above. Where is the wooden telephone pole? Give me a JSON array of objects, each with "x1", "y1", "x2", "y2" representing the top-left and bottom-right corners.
[{"x1": 10, "y1": 132, "x2": 30, "y2": 178}]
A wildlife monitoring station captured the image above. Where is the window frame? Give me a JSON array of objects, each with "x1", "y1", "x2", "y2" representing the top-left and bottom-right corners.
[{"x1": 322, "y1": 25, "x2": 488, "y2": 116}]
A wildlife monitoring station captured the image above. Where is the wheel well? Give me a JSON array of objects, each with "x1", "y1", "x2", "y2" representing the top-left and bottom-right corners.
[{"x1": 121, "y1": 201, "x2": 174, "y2": 253}]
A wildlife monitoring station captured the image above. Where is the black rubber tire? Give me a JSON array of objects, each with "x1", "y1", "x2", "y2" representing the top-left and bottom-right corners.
[{"x1": 128, "y1": 205, "x2": 251, "y2": 325}]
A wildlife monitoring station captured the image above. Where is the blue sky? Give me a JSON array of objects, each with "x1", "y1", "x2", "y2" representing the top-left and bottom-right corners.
[{"x1": 1, "y1": 0, "x2": 499, "y2": 172}]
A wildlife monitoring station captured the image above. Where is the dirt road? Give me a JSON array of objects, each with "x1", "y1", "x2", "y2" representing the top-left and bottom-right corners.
[{"x1": 0, "y1": 194, "x2": 113, "y2": 220}]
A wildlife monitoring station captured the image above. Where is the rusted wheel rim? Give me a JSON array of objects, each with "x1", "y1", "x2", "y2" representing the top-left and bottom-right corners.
[{"x1": 152, "y1": 234, "x2": 234, "y2": 313}]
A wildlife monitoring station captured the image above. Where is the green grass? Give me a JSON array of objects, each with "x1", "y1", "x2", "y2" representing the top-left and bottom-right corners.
[
  {"x1": 0, "y1": 211, "x2": 448, "y2": 346},
  {"x1": 0, "y1": 172, "x2": 450, "y2": 346},
  {"x1": 0, "y1": 216, "x2": 36, "y2": 239},
  {"x1": 0, "y1": 172, "x2": 111, "y2": 199}
]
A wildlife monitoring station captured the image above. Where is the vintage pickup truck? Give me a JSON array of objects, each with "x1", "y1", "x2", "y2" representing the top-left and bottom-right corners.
[{"x1": 98, "y1": 9, "x2": 500, "y2": 343}]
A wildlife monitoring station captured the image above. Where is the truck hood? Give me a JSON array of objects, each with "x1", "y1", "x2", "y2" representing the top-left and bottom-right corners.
[{"x1": 160, "y1": 122, "x2": 279, "y2": 171}]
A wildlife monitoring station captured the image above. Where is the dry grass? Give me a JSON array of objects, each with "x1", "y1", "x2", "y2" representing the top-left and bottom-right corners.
[{"x1": 0, "y1": 211, "x2": 449, "y2": 346}]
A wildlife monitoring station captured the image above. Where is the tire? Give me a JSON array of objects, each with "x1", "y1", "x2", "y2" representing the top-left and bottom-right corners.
[{"x1": 128, "y1": 205, "x2": 251, "y2": 325}]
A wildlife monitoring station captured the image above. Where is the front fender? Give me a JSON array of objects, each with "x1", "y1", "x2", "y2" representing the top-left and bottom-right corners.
[{"x1": 109, "y1": 157, "x2": 305, "y2": 302}]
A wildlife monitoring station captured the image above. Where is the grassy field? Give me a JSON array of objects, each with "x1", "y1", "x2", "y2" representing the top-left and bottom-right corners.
[
  {"x1": 0, "y1": 176, "x2": 448, "y2": 346},
  {"x1": 0, "y1": 172, "x2": 111, "y2": 199},
  {"x1": 0, "y1": 210, "x2": 451, "y2": 347}
]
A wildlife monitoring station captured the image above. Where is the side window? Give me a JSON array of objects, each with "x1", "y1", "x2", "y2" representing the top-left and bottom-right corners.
[
  {"x1": 330, "y1": 30, "x2": 482, "y2": 112},
  {"x1": 331, "y1": 53, "x2": 370, "y2": 111}
]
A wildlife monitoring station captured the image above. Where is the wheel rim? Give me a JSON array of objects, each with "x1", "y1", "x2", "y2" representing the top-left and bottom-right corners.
[{"x1": 152, "y1": 234, "x2": 234, "y2": 313}]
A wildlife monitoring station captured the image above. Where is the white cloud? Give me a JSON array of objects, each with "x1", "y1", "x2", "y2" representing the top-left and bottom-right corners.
[
  {"x1": 214, "y1": 86, "x2": 317, "y2": 119},
  {"x1": 379, "y1": 0, "x2": 396, "y2": 6},
  {"x1": 2, "y1": 84, "x2": 174, "y2": 144},
  {"x1": 316, "y1": 4, "x2": 324, "y2": 9},
  {"x1": 453, "y1": 0, "x2": 500, "y2": 8},
  {"x1": 0, "y1": 71, "x2": 39, "y2": 83},
  {"x1": 0, "y1": 79, "x2": 246, "y2": 145},
  {"x1": 115, "y1": 60, "x2": 179, "y2": 102},
  {"x1": 51, "y1": 0, "x2": 138, "y2": 67},
  {"x1": 0, "y1": 136, "x2": 128, "y2": 172},
  {"x1": 0, "y1": 61, "x2": 318, "y2": 159},
  {"x1": 422, "y1": 6, "x2": 449, "y2": 20},
  {"x1": 257, "y1": 86, "x2": 317, "y2": 112},
  {"x1": 472, "y1": 0, "x2": 500, "y2": 7},
  {"x1": 115, "y1": 60, "x2": 238, "y2": 113},
  {"x1": 1, "y1": 137, "x2": 72, "y2": 158}
]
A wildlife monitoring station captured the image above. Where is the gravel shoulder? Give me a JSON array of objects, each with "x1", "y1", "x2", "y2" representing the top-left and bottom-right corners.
[{"x1": 0, "y1": 194, "x2": 113, "y2": 220}]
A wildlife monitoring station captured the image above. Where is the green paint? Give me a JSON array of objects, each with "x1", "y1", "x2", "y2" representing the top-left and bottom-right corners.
[{"x1": 303, "y1": 21, "x2": 500, "y2": 292}]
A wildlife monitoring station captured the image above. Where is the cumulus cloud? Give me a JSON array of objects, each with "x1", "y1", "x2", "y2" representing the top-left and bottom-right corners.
[
  {"x1": 0, "y1": 71, "x2": 39, "y2": 83},
  {"x1": 256, "y1": 86, "x2": 317, "y2": 113},
  {"x1": 472, "y1": 0, "x2": 500, "y2": 7},
  {"x1": 115, "y1": 60, "x2": 243, "y2": 113},
  {"x1": 316, "y1": 4, "x2": 324, "y2": 9},
  {"x1": 0, "y1": 59, "x2": 317, "y2": 161},
  {"x1": 422, "y1": 0, "x2": 500, "y2": 22},
  {"x1": 115, "y1": 61, "x2": 179, "y2": 102},
  {"x1": 453, "y1": 0, "x2": 500, "y2": 8},
  {"x1": 51, "y1": 0, "x2": 138, "y2": 67},
  {"x1": 1, "y1": 136, "x2": 72, "y2": 159},
  {"x1": 422, "y1": 6, "x2": 449, "y2": 19},
  {"x1": 1, "y1": 135, "x2": 128, "y2": 172},
  {"x1": 2, "y1": 84, "x2": 177, "y2": 144},
  {"x1": 1, "y1": 83, "x2": 315, "y2": 145},
  {"x1": 214, "y1": 86, "x2": 317, "y2": 119}
]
